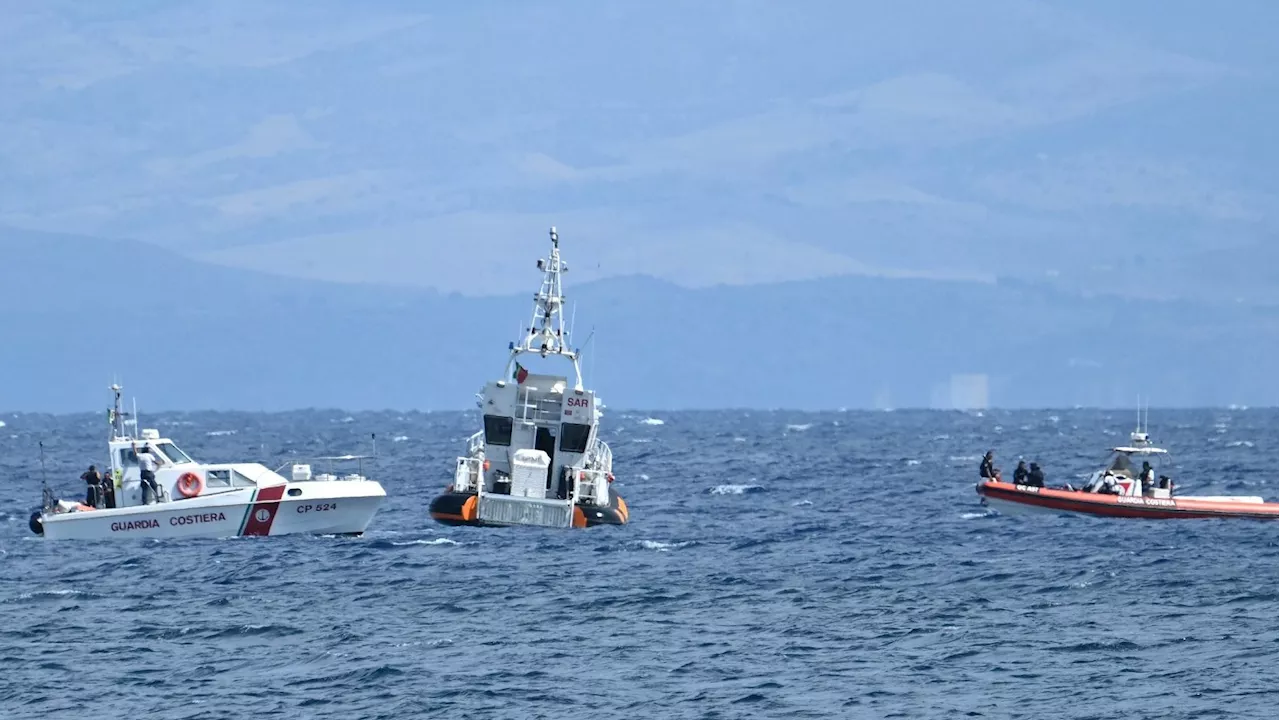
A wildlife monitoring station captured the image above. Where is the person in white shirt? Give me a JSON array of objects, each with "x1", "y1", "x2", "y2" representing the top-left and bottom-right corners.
[{"x1": 133, "y1": 443, "x2": 164, "y2": 504}]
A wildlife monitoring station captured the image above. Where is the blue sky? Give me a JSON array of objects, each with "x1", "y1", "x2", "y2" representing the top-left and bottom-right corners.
[{"x1": 0, "y1": 1, "x2": 1274, "y2": 300}]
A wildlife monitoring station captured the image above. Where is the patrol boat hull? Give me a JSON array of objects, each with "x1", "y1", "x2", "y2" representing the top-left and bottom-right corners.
[
  {"x1": 33, "y1": 481, "x2": 386, "y2": 540},
  {"x1": 429, "y1": 490, "x2": 628, "y2": 529},
  {"x1": 977, "y1": 481, "x2": 1278, "y2": 520}
]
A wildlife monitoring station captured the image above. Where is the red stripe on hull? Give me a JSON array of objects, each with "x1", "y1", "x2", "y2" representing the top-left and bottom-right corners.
[
  {"x1": 241, "y1": 485, "x2": 288, "y2": 535},
  {"x1": 978, "y1": 482, "x2": 1278, "y2": 520}
]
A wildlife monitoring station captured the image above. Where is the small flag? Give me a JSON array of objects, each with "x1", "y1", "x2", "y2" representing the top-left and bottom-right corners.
[{"x1": 513, "y1": 362, "x2": 528, "y2": 384}]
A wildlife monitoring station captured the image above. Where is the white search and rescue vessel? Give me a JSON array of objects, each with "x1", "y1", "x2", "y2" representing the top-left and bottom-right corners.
[
  {"x1": 428, "y1": 226, "x2": 629, "y2": 529},
  {"x1": 29, "y1": 385, "x2": 387, "y2": 540}
]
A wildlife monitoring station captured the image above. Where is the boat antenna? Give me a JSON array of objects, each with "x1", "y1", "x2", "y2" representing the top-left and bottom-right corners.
[
  {"x1": 38, "y1": 440, "x2": 53, "y2": 511},
  {"x1": 587, "y1": 325, "x2": 596, "y2": 388},
  {"x1": 569, "y1": 299, "x2": 577, "y2": 348},
  {"x1": 133, "y1": 397, "x2": 140, "y2": 439}
]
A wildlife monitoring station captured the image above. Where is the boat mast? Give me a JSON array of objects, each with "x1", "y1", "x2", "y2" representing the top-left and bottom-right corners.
[
  {"x1": 507, "y1": 226, "x2": 583, "y2": 389},
  {"x1": 109, "y1": 383, "x2": 126, "y2": 440},
  {"x1": 1131, "y1": 394, "x2": 1150, "y2": 446}
]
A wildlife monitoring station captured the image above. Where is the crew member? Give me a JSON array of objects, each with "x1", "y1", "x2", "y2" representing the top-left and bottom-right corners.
[
  {"x1": 1026, "y1": 462, "x2": 1046, "y2": 488},
  {"x1": 1139, "y1": 461, "x2": 1155, "y2": 493},
  {"x1": 979, "y1": 451, "x2": 1000, "y2": 482},
  {"x1": 134, "y1": 443, "x2": 164, "y2": 504},
  {"x1": 102, "y1": 467, "x2": 118, "y2": 508},
  {"x1": 1013, "y1": 460, "x2": 1028, "y2": 484},
  {"x1": 80, "y1": 465, "x2": 103, "y2": 508}
]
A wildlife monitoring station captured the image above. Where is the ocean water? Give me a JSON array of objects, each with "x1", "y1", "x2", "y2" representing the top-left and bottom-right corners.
[{"x1": 0, "y1": 408, "x2": 1275, "y2": 720}]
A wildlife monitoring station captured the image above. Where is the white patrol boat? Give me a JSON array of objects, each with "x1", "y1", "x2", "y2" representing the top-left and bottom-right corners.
[
  {"x1": 28, "y1": 385, "x2": 388, "y2": 540},
  {"x1": 429, "y1": 226, "x2": 629, "y2": 529}
]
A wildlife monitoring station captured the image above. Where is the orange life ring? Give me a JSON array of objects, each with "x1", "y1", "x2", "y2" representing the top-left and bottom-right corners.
[{"x1": 176, "y1": 472, "x2": 204, "y2": 498}]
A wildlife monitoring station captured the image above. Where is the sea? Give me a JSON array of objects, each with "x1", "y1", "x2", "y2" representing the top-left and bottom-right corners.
[{"x1": 0, "y1": 408, "x2": 1275, "y2": 720}]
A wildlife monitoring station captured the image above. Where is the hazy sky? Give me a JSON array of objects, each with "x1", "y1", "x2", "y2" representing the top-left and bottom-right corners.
[{"x1": 1, "y1": 1, "x2": 1275, "y2": 300}]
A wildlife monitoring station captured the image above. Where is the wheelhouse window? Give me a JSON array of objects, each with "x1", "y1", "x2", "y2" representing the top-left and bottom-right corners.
[
  {"x1": 202, "y1": 469, "x2": 256, "y2": 488},
  {"x1": 1108, "y1": 453, "x2": 1134, "y2": 475},
  {"x1": 559, "y1": 423, "x2": 592, "y2": 454},
  {"x1": 484, "y1": 415, "x2": 514, "y2": 446},
  {"x1": 154, "y1": 442, "x2": 194, "y2": 465}
]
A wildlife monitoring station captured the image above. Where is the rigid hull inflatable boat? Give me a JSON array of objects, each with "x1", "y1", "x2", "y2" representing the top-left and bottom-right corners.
[
  {"x1": 429, "y1": 227, "x2": 628, "y2": 529},
  {"x1": 977, "y1": 428, "x2": 1277, "y2": 521}
]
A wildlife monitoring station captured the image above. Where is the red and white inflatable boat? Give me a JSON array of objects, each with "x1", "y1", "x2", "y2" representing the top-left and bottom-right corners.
[{"x1": 976, "y1": 430, "x2": 1278, "y2": 521}]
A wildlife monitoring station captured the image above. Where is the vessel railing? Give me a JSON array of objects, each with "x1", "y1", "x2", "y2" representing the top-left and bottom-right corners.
[
  {"x1": 454, "y1": 456, "x2": 484, "y2": 493},
  {"x1": 568, "y1": 466, "x2": 610, "y2": 507},
  {"x1": 588, "y1": 439, "x2": 613, "y2": 472},
  {"x1": 272, "y1": 454, "x2": 374, "y2": 481}
]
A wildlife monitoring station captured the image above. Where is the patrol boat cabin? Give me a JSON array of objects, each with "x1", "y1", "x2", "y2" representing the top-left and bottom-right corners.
[
  {"x1": 429, "y1": 227, "x2": 628, "y2": 529},
  {"x1": 1080, "y1": 429, "x2": 1172, "y2": 497}
]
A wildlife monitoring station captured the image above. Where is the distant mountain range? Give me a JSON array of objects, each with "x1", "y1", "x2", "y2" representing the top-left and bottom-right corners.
[
  {"x1": 0, "y1": 2, "x2": 1275, "y2": 305},
  {"x1": 2, "y1": 227, "x2": 1274, "y2": 412}
]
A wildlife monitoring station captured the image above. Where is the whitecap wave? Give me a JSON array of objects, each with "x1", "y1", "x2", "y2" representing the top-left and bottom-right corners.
[
  {"x1": 206, "y1": 430, "x2": 237, "y2": 437},
  {"x1": 636, "y1": 540, "x2": 692, "y2": 552},
  {"x1": 785, "y1": 423, "x2": 812, "y2": 432},
  {"x1": 640, "y1": 418, "x2": 664, "y2": 426},
  {"x1": 708, "y1": 484, "x2": 764, "y2": 495},
  {"x1": 391, "y1": 538, "x2": 458, "y2": 547}
]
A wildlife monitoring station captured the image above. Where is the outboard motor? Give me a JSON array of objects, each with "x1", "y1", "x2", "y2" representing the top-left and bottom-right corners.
[{"x1": 28, "y1": 510, "x2": 43, "y2": 536}]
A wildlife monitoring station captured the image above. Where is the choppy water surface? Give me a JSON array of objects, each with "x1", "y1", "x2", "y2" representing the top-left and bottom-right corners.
[{"x1": 0, "y1": 409, "x2": 1276, "y2": 719}]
